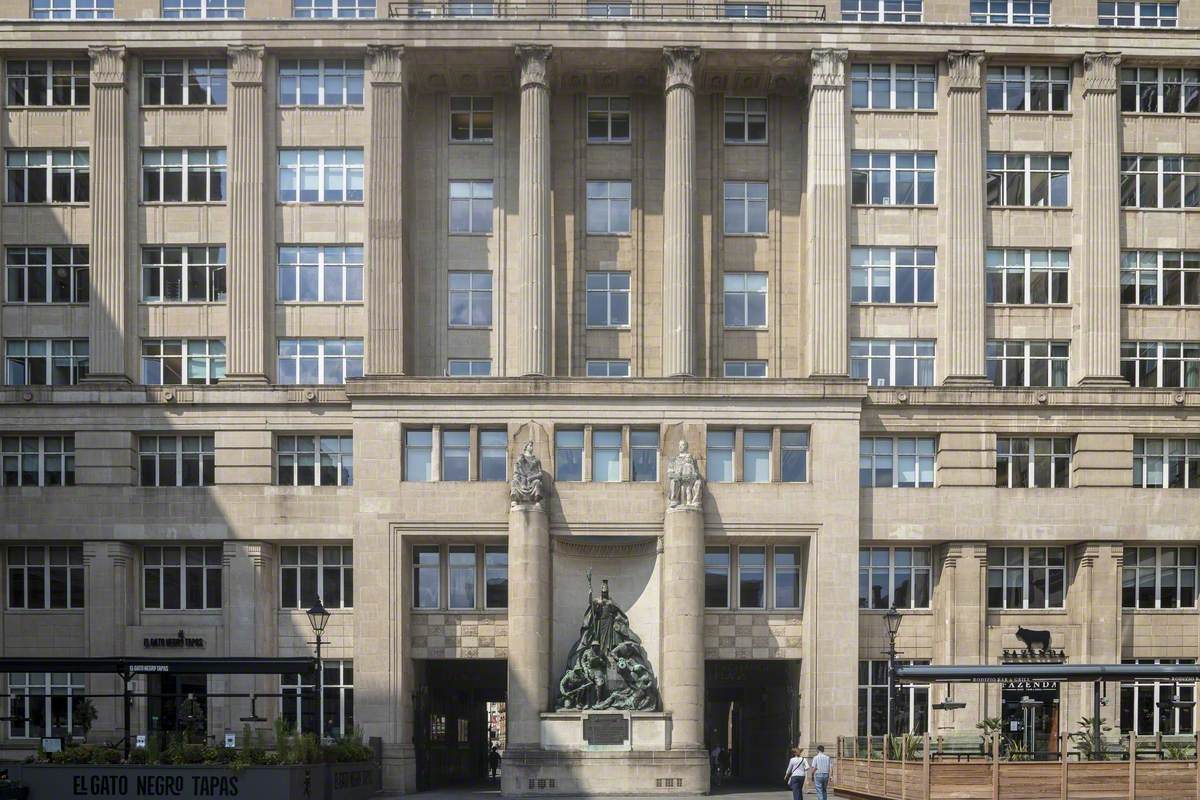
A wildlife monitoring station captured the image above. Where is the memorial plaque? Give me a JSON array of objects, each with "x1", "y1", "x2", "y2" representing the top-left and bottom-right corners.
[{"x1": 583, "y1": 713, "x2": 629, "y2": 746}]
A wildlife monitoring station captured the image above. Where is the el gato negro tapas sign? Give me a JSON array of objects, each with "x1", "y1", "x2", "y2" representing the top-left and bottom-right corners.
[{"x1": 143, "y1": 630, "x2": 205, "y2": 649}]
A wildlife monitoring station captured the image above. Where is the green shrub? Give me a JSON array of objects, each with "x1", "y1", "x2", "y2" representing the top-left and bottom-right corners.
[{"x1": 46, "y1": 745, "x2": 122, "y2": 765}]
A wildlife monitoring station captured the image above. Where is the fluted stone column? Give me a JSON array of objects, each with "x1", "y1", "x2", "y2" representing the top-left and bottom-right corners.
[
  {"x1": 222, "y1": 542, "x2": 278, "y2": 732},
  {"x1": 805, "y1": 49, "x2": 849, "y2": 377},
  {"x1": 1075, "y1": 53, "x2": 1124, "y2": 384},
  {"x1": 939, "y1": 52, "x2": 989, "y2": 383},
  {"x1": 514, "y1": 45, "x2": 553, "y2": 377},
  {"x1": 365, "y1": 45, "x2": 407, "y2": 377},
  {"x1": 661, "y1": 47, "x2": 700, "y2": 378},
  {"x1": 224, "y1": 45, "x2": 269, "y2": 383},
  {"x1": 1073, "y1": 543, "x2": 1123, "y2": 727},
  {"x1": 931, "y1": 543, "x2": 987, "y2": 729},
  {"x1": 86, "y1": 46, "x2": 130, "y2": 382},
  {"x1": 661, "y1": 505, "x2": 705, "y2": 750},
  {"x1": 83, "y1": 541, "x2": 136, "y2": 741}
]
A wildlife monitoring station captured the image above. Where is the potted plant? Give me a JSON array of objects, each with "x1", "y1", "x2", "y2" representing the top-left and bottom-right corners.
[{"x1": 74, "y1": 699, "x2": 98, "y2": 743}]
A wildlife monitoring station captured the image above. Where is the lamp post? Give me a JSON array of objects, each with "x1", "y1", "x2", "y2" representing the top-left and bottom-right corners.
[
  {"x1": 306, "y1": 598, "x2": 330, "y2": 740},
  {"x1": 884, "y1": 606, "x2": 903, "y2": 739}
]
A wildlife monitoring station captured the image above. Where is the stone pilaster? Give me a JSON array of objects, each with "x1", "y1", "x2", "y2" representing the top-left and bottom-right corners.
[
  {"x1": 661, "y1": 506, "x2": 705, "y2": 752},
  {"x1": 224, "y1": 45, "x2": 269, "y2": 383},
  {"x1": 505, "y1": 505, "x2": 550, "y2": 751},
  {"x1": 1072, "y1": 543, "x2": 1123, "y2": 728},
  {"x1": 514, "y1": 45, "x2": 553, "y2": 377},
  {"x1": 86, "y1": 46, "x2": 130, "y2": 382},
  {"x1": 939, "y1": 52, "x2": 989, "y2": 384},
  {"x1": 83, "y1": 541, "x2": 136, "y2": 742},
  {"x1": 805, "y1": 49, "x2": 849, "y2": 377},
  {"x1": 1075, "y1": 52, "x2": 1124, "y2": 385},
  {"x1": 366, "y1": 45, "x2": 407, "y2": 377},
  {"x1": 931, "y1": 543, "x2": 988, "y2": 729},
  {"x1": 661, "y1": 46, "x2": 700, "y2": 378},
  {"x1": 221, "y1": 542, "x2": 278, "y2": 732}
]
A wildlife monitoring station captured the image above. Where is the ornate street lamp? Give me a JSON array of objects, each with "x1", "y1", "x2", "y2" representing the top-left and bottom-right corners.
[
  {"x1": 307, "y1": 598, "x2": 330, "y2": 739},
  {"x1": 884, "y1": 606, "x2": 903, "y2": 738}
]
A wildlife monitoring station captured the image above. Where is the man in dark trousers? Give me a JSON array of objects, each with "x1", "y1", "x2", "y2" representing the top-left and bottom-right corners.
[{"x1": 488, "y1": 745, "x2": 501, "y2": 780}]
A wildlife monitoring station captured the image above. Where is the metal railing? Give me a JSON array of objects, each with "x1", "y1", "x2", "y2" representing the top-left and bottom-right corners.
[{"x1": 389, "y1": 0, "x2": 826, "y2": 20}]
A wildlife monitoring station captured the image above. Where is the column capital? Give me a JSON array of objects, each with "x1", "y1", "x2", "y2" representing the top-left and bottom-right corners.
[
  {"x1": 809, "y1": 48, "x2": 847, "y2": 88},
  {"x1": 515, "y1": 44, "x2": 552, "y2": 89},
  {"x1": 663, "y1": 46, "x2": 700, "y2": 92},
  {"x1": 88, "y1": 45, "x2": 126, "y2": 87},
  {"x1": 227, "y1": 44, "x2": 266, "y2": 85},
  {"x1": 368, "y1": 44, "x2": 405, "y2": 84},
  {"x1": 1082, "y1": 52, "x2": 1122, "y2": 94},
  {"x1": 946, "y1": 50, "x2": 985, "y2": 91}
]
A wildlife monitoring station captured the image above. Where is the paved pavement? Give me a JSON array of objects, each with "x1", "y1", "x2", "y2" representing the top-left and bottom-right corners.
[{"x1": 375, "y1": 784, "x2": 852, "y2": 799}]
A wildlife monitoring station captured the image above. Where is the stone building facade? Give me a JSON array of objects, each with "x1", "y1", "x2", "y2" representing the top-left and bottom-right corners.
[{"x1": 0, "y1": 0, "x2": 1198, "y2": 793}]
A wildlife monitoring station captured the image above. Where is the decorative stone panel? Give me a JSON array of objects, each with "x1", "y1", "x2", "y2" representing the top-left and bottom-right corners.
[
  {"x1": 703, "y1": 612, "x2": 802, "y2": 659},
  {"x1": 410, "y1": 613, "x2": 509, "y2": 659}
]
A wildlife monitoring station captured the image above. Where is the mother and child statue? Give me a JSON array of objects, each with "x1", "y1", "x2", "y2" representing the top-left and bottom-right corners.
[{"x1": 554, "y1": 570, "x2": 661, "y2": 712}]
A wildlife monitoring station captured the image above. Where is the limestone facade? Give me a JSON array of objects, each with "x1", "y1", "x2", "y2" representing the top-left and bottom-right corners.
[{"x1": 0, "y1": 5, "x2": 1197, "y2": 796}]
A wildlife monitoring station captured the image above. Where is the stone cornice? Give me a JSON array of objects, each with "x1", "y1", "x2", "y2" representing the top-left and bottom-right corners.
[
  {"x1": 809, "y1": 48, "x2": 848, "y2": 89},
  {"x1": 946, "y1": 50, "x2": 985, "y2": 91},
  {"x1": 227, "y1": 44, "x2": 265, "y2": 85},
  {"x1": 663, "y1": 46, "x2": 700, "y2": 92},
  {"x1": 1082, "y1": 51, "x2": 1122, "y2": 93},
  {"x1": 368, "y1": 43, "x2": 404, "y2": 84},
  {"x1": 88, "y1": 45, "x2": 126, "y2": 86},
  {"x1": 515, "y1": 43, "x2": 552, "y2": 89}
]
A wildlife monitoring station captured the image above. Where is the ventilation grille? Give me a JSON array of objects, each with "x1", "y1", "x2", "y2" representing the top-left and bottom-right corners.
[
  {"x1": 655, "y1": 778, "x2": 684, "y2": 788},
  {"x1": 527, "y1": 778, "x2": 557, "y2": 790}
]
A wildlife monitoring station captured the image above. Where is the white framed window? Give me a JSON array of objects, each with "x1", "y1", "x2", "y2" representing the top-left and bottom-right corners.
[
  {"x1": 281, "y1": 661, "x2": 354, "y2": 738},
  {"x1": 706, "y1": 430, "x2": 735, "y2": 483},
  {"x1": 586, "y1": 271, "x2": 630, "y2": 328},
  {"x1": 6, "y1": 60, "x2": 89, "y2": 107},
  {"x1": 7, "y1": 673, "x2": 85, "y2": 739},
  {"x1": 5, "y1": 340, "x2": 88, "y2": 386},
  {"x1": 774, "y1": 546, "x2": 803, "y2": 609},
  {"x1": 585, "y1": 360, "x2": 630, "y2": 378},
  {"x1": 448, "y1": 359, "x2": 491, "y2": 377},
  {"x1": 1, "y1": 436, "x2": 74, "y2": 488},
  {"x1": 724, "y1": 2, "x2": 769, "y2": 16},
  {"x1": 586, "y1": 1, "x2": 631, "y2": 14},
  {"x1": 404, "y1": 429, "x2": 433, "y2": 482},
  {"x1": 985, "y1": 249, "x2": 1070, "y2": 305},
  {"x1": 586, "y1": 181, "x2": 632, "y2": 235},
  {"x1": 859, "y1": 660, "x2": 930, "y2": 736},
  {"x1": 704, "y1": 547, "x2": 730, "y2": 608},
  {"x1": 743, "y1": 431, "x2": 771, "y2": 483},
  {"x1": 276, "y1": 435, "x2": 353, "y2": 486},
  {"x1": 587, "y1": 97, "x2": 631, "y2": 143},
  {"x1": 7, "y1": 545, "x2": 83, "y2": 608},
  {"x1": 986, "y1": 340, "x2": 1069, "y2": 386},
  {"x1": 5, "y1": 150, "x2": 88, "y2": 204},
  {"x1": 555, "y1": 429, "x2": 584, "y2": 481},
  {"x1": 723, "y1": 273, "x2": 768, "y2": 328},
  {"x1": 737, "y1": 546, "x2": 767, "y2": 608},
  {"x1": 987, "y1": 546, "x2": 1066, "y2": 609},
  {"x1": 142, "y1": 246, "x2": 227, "y2": 303},
  {"x1": 139, "y1": 435, "x2": 215, "y2": 487},
  {"x1": 986, "y1": 153, "x2": 1070, "y2": 206},
  {"x1": 143, "y1": 545, "x2": 222, "y2": 610},
  {"x1": 706, "y1": 546, "x2": 807, "y2": 610},
  {"x1": 446, "y1": 0, "x2": 494, "y2": 14},
  {"x1": 142, "y1": 149, "x2": 227, "y2": 203},
  {"x1": 781, "y1": 431, "x2": 808, "y2": 483},
  {"x1": 278, "y1": 60, "x2": 364, "y2": 106},
  {"x1": 1133, "y1": 438, "x2": 1200, "y2": 488},
  {"x1": 449, "y1": 181, "x2": 494, "y2": 233},
  {"x1": 1121, "y1": 341, "x2": 1200, "y2": 388},
  {"x1": 277, "y1": 339, "x2": 363, "y2": 385},
  {"x1": 724, "y1": 97, "x2": 767, "y2": 143},
  {"x1": 485, "y1": 545, "x2": 508, "y2": 609},
  {"x1": 724, "y1": 360, "x2": 767, "y2": 378},
  {"x1": 480, "y1": 431, "x2": 507, "y2": 481},
  {"x1": 631, "y1": 430, "x2": 658, "y2": 482},
  {"x1": 1121, "y1": 658, "x2": 1195, "y2": 736},
  {"x1": 592, "y1": 430, "x2": 621, "y2": 482},
  {"x1": 143, "y1": 59, "x2": 227, "y2": 106},
  {"x1": 1121, "y1": 67, "x2": 1200, "y2": 114},
  {"x1": 970, "y1": 0, "x2": 1050, "y2": 23},
  {"x1": 410, "y1": 543, "x2": 507, "y2": 610},
  {"x1": 5, "y1": 246, "x2": 88, "y2": 304},
  {"x1": 448, "y1": 271, "x2": 493, "y2": 328},
  {"x1": 996, "y1": 436, "x2": 1071, "y2": 488},
  {"x1": 1120, "y1": 155, "x2": 1200, "y2": 208},
  {"x1": 723, "y1": 182, "x2": 768, "y2": 235},
  {"x1": 277, "y1": 246, "x2": 363, "y2": 303},
  {"x1": 278, "y1": 149, "x2": 364, "y2": 203},
  {"x1": 1100, "y1": 0, "x2": 1176, "y2": 26},
  {"x1": 850, "y1": 247, "x2": 935, "y2": 304},
  {"x1": 1123, "y1": 547, "x2": 1197, "y2": 609},
  {"x1": 412, "y1": 545, "x2": 440, "y2": 608},
  {"x1": 986, "y1": 66, "x2": 1070, "y2": 111},
  {"x1": 858, "y1": 547, "x2": 932, "y2": 609},
  {"x1": 293, "y1": 0, "x2": 375, "y2": 16},
  {"x1": 851, "y1": 151, "x2": 936, "y2": 205},
  {"x1": 450, "y1": 96, "x2": 493, "y2": 142},
  {"x1": 859, "y1": 437, "x2": 935, "y2": 488},
  {"x1": 1122, "y1": 251, "x2": 1200, "y2": 306},
  {"x1": 441, "y1": 430, "x2": 470, "y2": 481},
  {"x1": 31, "y1": 0, "x2": 112, "y2": 18},
  {"x1": 141, "y1": 339, "x2": 225, "y2": 385},
  {"x1": 850, "y1": 64, "x2": 935, "y2": 110},
  {"x1": 841, "y1": 0, "x2": 923, "y2": 21},
  {"x1": 850, "y1": 339, "x2": 935, "y2": 387},
  {"x1": 448, "y1": 545, "x2": 476, "y2": 609},
  {"x1": 162, "y1": 0, "x2": 244, "y2": 17}
]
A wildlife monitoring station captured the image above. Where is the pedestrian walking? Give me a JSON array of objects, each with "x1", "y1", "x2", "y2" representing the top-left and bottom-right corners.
[
  {"x1": 784, "y1": 747, "x2": 811, "y2": 800},
  {"x1": 811, "y1": 744, "x2": 832, "y2": 800},
  {"x1": 709, "y1": 744, "x2": 724, "y2": 787},
  {"x1": 488, "y1": 745, "x2": 501, "y2": 780}
]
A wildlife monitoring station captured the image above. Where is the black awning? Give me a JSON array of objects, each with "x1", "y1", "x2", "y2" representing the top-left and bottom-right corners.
[
  {"x1": 896, "y1": 663, "x2": 1200, "y2": 683},
  {"x1": 0, "y1": 657, "x2": 317, "y2": 675}
]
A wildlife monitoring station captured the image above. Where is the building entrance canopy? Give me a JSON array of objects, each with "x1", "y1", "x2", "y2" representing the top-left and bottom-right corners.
[
  {"x1": 896, "y1": 663, "x2": 1200, "y2": 683},
  {"x1": 0, "y1": 657, "x2": 317, "y2": 676}
]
